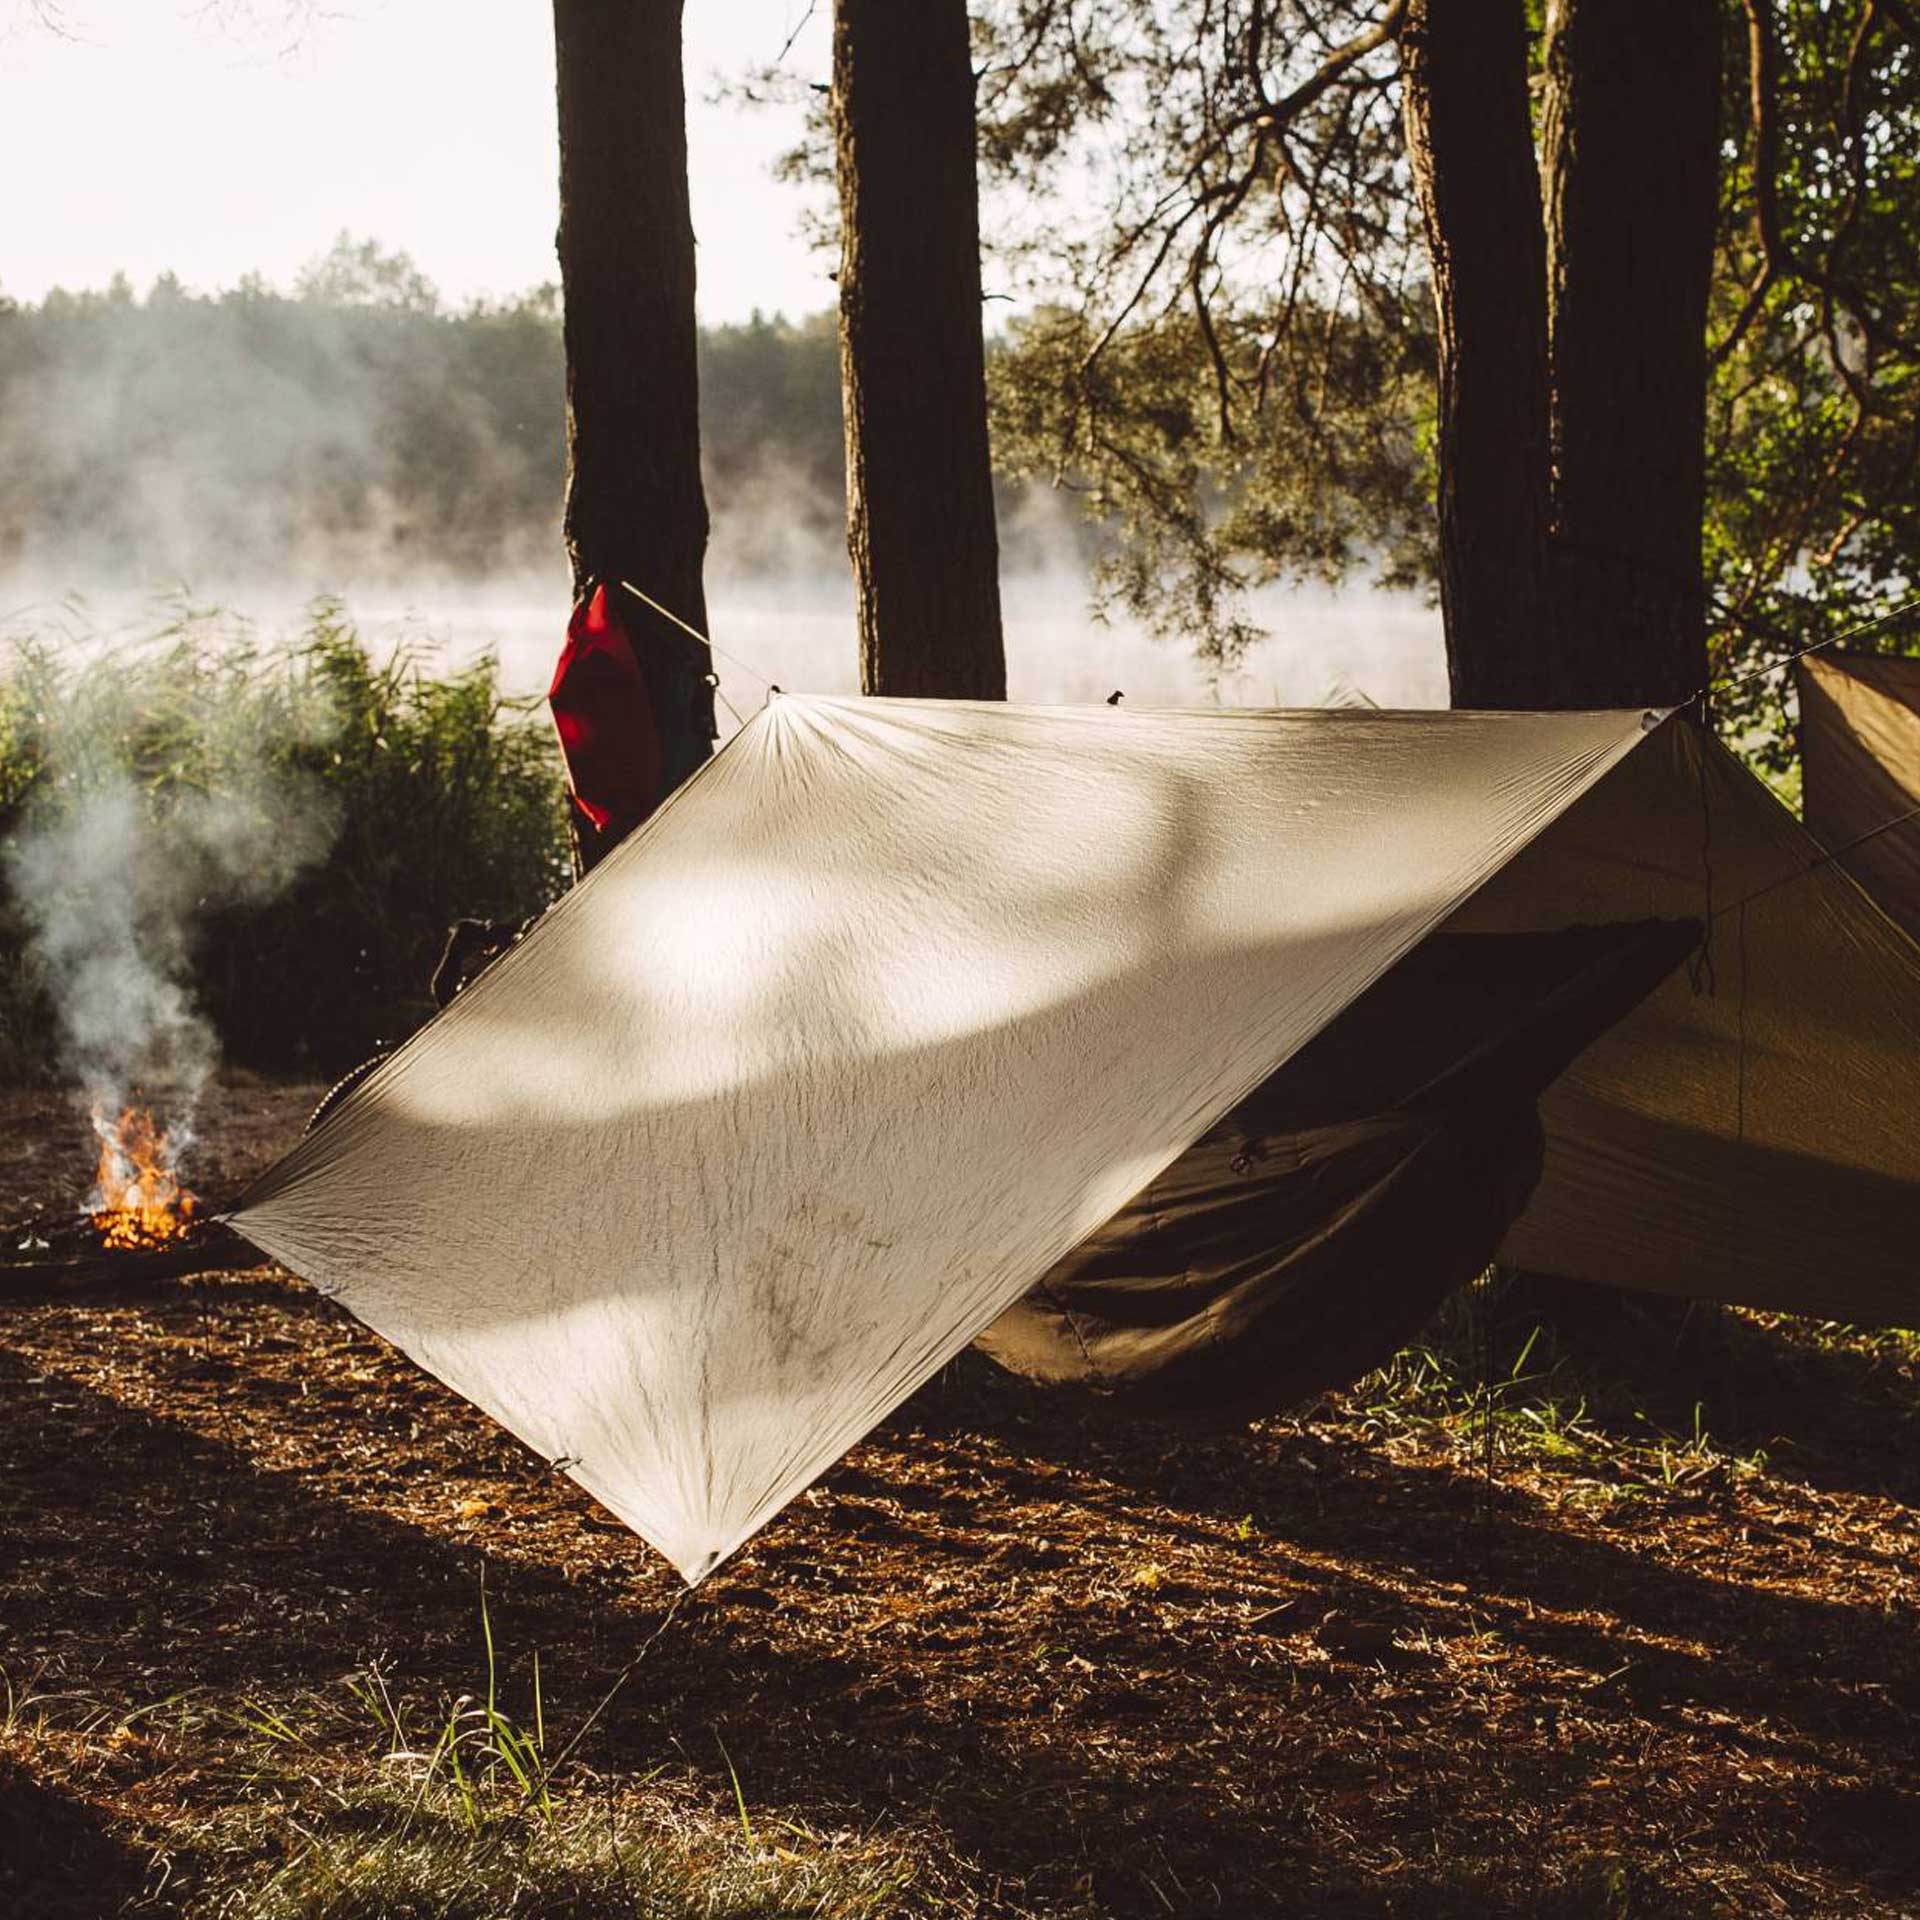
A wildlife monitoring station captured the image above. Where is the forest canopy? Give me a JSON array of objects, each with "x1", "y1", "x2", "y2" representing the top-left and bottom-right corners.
[{"x1": 958, "y1": 0, "x2": 1920, "y2": 730}]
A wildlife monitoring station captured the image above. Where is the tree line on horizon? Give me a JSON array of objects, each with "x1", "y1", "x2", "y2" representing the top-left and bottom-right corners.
[
  {"x1": 0, "y1": 257, "x2": 848, "y2": 588},
  {"x1": 0, "y1": 245, "x2": 1116, "y2": 596}
]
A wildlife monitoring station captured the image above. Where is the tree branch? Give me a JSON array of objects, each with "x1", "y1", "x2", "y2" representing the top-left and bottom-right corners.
[
  {"x1": 1256, "y1": 0, "x2": 1406, "y2": 130},
  {"x1": 1717, "y1": 0, "x2": 1920, "y2": 369}
]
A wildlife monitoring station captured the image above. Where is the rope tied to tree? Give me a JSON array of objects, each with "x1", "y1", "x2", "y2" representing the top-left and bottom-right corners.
[{"x1": 1707, "y1": 590, "x2": 1920, "y2": 695}]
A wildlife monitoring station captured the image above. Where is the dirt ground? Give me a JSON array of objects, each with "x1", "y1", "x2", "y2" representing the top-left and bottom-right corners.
[{"x1": 1, "y1": 1076, "x2": 1917, "y2": 1917}]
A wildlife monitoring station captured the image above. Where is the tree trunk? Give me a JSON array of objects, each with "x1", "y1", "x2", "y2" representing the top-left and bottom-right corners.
[
  {"x1": 833, "y1": 0, "x2": 1006, "y2": 699},
  {"x1": 1400, "y1": 0, "x2": 1557, "y2": 709},
  {"x1": 1541, "y1": 0, "x2": 1721, "y2": 709},
  {"x1": 553, "y1": 0, "x2": 715, "y2": 867}
]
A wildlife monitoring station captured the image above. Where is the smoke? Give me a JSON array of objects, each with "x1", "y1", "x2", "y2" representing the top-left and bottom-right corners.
[
  {"x1": 2, "y1": 619, "x2": 342, "y2": 1137},
  {"x1": 10, "y1": 781, "x2": 218, "y2": 1102}
]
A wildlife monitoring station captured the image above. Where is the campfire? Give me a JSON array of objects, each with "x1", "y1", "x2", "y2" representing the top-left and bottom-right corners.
[
  {"x1": 2, "y1": 1102, "x2": 253, "y2": 1293},
  {"x1": 89, "y1": 1104, "x2": 198, "y2": 1250}
]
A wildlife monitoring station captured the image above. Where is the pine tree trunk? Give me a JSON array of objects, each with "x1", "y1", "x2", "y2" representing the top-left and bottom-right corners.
[
  {"x1": 1400, "y1": 0, "x2": 1557, "y2": 709},
  {"x1": 552, "y1": 0, "x2": 715, "y2": 858},
  {"x1": 1541, "y1": 0, "x2": 1721, "y2": 709},
  {"x1": 833, "y1": 0, "x2": 1006, "y2": 699}
]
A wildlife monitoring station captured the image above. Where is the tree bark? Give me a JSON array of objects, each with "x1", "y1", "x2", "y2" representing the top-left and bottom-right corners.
[
  {"x1": 1541, "y1": 0, "x2": 1721, "y2": 709},
  {"x1": 553, "y1": 0, "x2": 715, "y2": 865},
  {"x1": 1400, "y1": 0, "x2": 1557, "y2": 708},
  {"x1": 833, "y1": 0, "x2": 1007, "y2": 699}
]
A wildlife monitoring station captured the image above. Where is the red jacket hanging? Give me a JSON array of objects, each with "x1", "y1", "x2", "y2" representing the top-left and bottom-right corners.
[{"x1": 549, "y1": 583, "x2": 666, "y2": 843}]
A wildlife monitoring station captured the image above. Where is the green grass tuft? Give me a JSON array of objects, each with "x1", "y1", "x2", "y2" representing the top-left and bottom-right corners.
[{"x1": 230, "y1": 1794, "x2": 928, "y2": 1920}]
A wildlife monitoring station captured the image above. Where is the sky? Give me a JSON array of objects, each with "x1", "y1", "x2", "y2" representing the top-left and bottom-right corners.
[{"x1": 0, "y1": 0, "x2": 836, "y2": 318}]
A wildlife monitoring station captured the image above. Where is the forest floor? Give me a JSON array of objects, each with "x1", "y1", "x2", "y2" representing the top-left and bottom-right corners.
[{"x1": 1, "y1": 1076, "x2": 1917, "y2": 1919}]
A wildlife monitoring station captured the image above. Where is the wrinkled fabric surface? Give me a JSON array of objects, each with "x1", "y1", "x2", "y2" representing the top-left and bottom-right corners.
[
  {"x1": 228, "y1": 700, "x2": 1920, "y2": 1581},
  {"x1": 229, "y1": 699, "x2": 1654, "y2": 1581}
]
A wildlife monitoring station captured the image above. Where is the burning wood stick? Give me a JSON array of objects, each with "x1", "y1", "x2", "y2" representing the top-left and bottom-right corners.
[
  {"x1": 0, "y1": 1098, "x2": 271, "y2": 1299},
  {"x1": 0, "y1": 1220, "x2": 262, "y2": 1298}
]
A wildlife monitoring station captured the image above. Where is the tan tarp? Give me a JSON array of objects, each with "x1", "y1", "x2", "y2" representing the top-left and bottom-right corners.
[
  {"x1": 229, "y1": 700, "x2": 1920, "y2": 1582},
  {"x1": 1796, "y1": 651, "x2": 1920, "y2": 941},
  {"x1": 1460, "y1": 716, "x2": 1920, "y2": 1319}
]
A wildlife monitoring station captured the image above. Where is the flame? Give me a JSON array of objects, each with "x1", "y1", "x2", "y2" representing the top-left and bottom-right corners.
[{"x1": 90, "y1": 1105, "x2": 197, "y2": 1249}]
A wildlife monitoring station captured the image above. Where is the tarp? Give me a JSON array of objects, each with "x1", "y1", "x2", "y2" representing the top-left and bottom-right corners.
[
  {"x1": 228, "y1": 699, "x2": 1920, "y2": 1582},
  {"x1": 1459, "y1": 715, "x2": 1920, "y2": 1319},
  {"x1": 1795, "y1": 650, "x2": 1920, "y2": 942}
]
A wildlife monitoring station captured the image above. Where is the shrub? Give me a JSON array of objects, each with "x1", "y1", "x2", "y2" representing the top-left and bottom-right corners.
[{"x1": 0, "y1": 600, "x2": 572, "y2": 1082}]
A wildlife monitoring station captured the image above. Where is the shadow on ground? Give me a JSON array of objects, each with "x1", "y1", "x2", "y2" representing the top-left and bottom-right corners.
[{"x1": 3, "y1": 1271, "x2": 1917, "y2": 1917}]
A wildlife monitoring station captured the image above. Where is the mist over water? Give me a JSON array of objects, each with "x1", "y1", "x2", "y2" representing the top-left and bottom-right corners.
[
  {"x1": 0, "y1": 266, "x2": 1441, "y2": 1149},
  {"x1": 0, "y1": 263, "x2": 1450, "y2": 1245},
  {"x1": 0, "y1": 267, "x2": 1444, "y2": 714},
  {"x1": 4, "y1": 564, "x2": 1446, "y2": 728}
]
